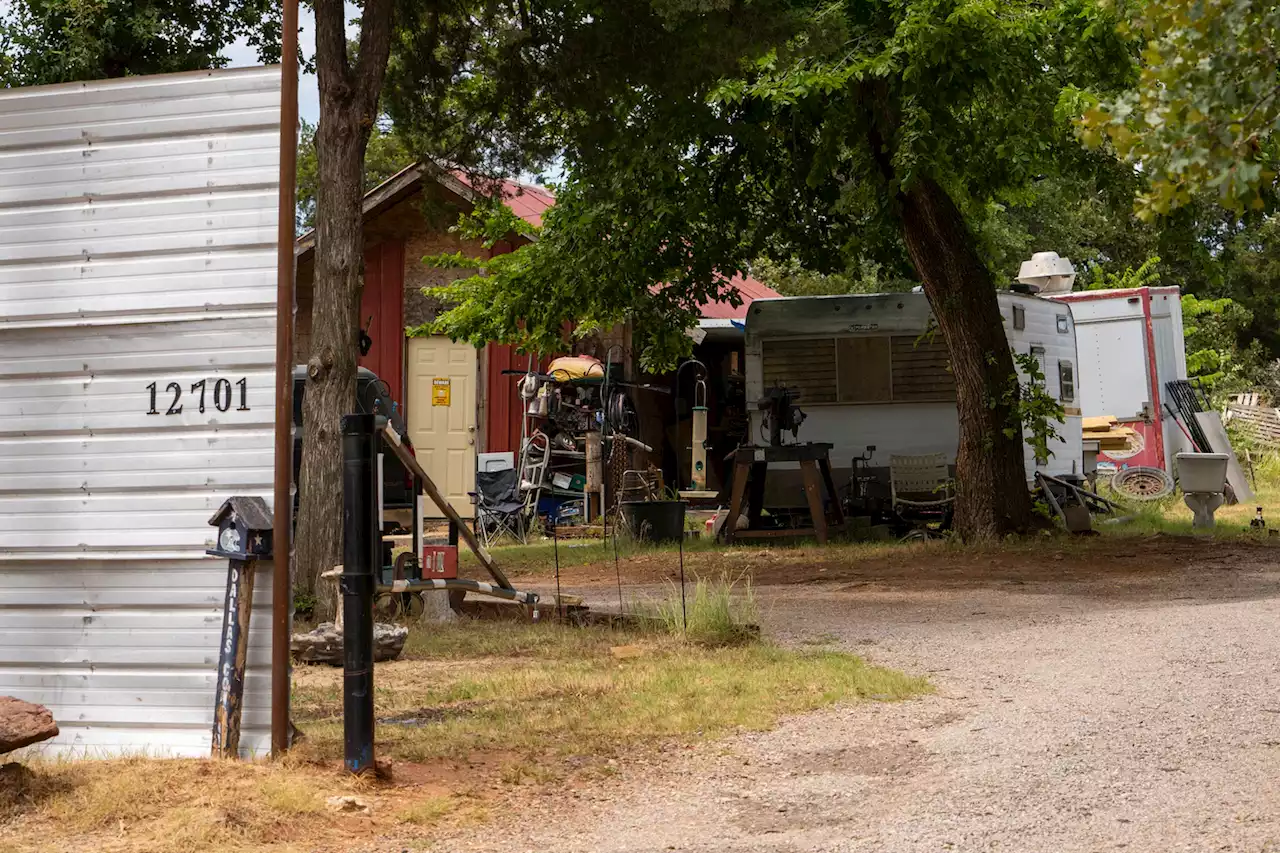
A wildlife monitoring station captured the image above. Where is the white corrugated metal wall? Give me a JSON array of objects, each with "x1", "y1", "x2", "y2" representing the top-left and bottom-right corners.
[{"x1": 0, "y1": 67, "x2": 282, "y2": 756}]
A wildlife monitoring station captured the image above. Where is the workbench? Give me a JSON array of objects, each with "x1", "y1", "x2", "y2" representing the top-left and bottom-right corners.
[{"x1": 722, "y1": 443, "x2": 845, "y2": 544}]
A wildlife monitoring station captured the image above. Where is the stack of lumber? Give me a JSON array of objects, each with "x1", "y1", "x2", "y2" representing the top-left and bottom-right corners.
[{"x1": 1083, "y1": 415, "x2": 1138, "y2": 452}]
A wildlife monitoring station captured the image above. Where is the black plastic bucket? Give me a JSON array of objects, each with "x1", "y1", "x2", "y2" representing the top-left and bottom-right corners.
[{"x1": 620, "y1": 500, "x2": 687, "y2": 543}]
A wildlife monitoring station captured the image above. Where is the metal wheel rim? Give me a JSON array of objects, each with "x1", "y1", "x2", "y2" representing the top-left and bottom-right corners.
[
  {"x1": 1111, "y1": 467, "x2": 1174, "y2": 500},
  {"x1": 373, "y1": 592, "x2": 400, "y2": 620}
]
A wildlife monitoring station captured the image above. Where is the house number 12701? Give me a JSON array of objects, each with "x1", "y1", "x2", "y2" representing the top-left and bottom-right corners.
[{"x1": 147, "y1": 378, "x2": 250, "y2": 415}]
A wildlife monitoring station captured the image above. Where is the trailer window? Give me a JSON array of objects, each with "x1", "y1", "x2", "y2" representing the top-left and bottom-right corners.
[
  {"x1": 889, "y1": 336, "x2": 957, "y2": 402},
  {"x1": 765, "y1": 335, "x2": 957, "y2": 405},
  {"x1": 762, "y1": 338, "x2": 838, "y2": 403},
  {"x1": 1013, "y1": 305, "x2": 1026, "y2": 330},
  {"x1": 1058, "y1": 360, "x2": 1075, "y2": 402}
]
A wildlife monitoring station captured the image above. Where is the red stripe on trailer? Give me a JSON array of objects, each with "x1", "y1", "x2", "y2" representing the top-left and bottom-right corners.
[{"x1": 1139, "y1": 289, "x2": 1166, "y2": 470}]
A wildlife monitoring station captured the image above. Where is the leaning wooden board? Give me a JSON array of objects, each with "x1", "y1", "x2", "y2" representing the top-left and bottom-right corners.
[{"x1": 380, "y1": 423, "x2": 513, "y2": 590}]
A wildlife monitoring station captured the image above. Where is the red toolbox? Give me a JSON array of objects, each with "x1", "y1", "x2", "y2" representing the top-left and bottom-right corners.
[{"x1": 422, "y1": 544, "x2": 459, "y2": 579}]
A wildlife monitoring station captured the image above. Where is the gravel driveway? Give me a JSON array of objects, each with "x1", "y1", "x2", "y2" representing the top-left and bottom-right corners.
[{"x1": 437, "y1": 543, "x2": 1280, "y2": 853}]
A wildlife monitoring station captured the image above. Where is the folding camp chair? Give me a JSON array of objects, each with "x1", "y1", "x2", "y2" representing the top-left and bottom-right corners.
[
  {"x1": 474, "y1": 468, "x2": 527, "y2": 546},
  {"x1": 889, "y1": 453, "x2": 955, "y2": 540}
]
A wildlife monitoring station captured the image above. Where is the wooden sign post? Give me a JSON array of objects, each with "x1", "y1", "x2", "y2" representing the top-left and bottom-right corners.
[
  {"x1": 206, "y1": 496, "x2": 274, "y2": 758},
  {"x1": 212, "y1": 558, "x2": 256, "y2": 757}
]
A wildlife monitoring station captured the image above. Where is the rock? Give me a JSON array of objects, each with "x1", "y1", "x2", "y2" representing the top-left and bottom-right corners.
[
  {"x1": 325, "y1": 795, "x2": 372, "y2": 814},
  {"x1": 0, "y1": 697, "x2": 58, "y2": 755},
  {"x1": 291, "y1": 622, "x2": 408, "y2": 666}
]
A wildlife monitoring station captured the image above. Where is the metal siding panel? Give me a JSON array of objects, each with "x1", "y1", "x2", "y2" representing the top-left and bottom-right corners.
[{"x1": 0, "y1": 68, "x2": 282, "y2": 758}]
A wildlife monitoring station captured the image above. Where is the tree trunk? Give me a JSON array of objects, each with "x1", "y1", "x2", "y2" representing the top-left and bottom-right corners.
[
  {"x1": 898, "y1": 177, "x2": 1033, "y2": 540},
  {"x1": 294, "y1": 0, "x2": 395, "y2": 617}
]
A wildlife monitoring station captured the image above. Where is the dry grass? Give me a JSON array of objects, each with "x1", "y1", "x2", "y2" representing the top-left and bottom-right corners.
[
  {"x1": 461, "y1": 534, "x2": 724, "y2": 577},
  {"x1": 0, "y1": 756, "x2": 410, "y2": 853},
  {"x1": 1, "y1": 614, "x2": 925, "y2": 853}
]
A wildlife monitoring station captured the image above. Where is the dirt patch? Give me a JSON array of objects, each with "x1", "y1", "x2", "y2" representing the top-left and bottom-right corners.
[
  {"x1": 378, "y1": 700, "x2": 491, "y2": 727},
  {"x1": 792, "y1": 743, "x2": 927, "y2": 778},
  {"x1": 508, "y1": 535, "x2": 1280, "y2": 601}
]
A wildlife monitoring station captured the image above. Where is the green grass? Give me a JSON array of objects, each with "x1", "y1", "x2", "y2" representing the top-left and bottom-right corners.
[
  {"x1": 395, "y1": 795, "x2": 458, "y2": 826},
  {"x1": 1086, "y1": 450, "x2": 1280, "y2": 539},
  {"x1": 292, "y1": 615, "x2": 928, "y2": 769},
  {"x1": 636, "y1": 574, "x2": 760, "y2": 646}
]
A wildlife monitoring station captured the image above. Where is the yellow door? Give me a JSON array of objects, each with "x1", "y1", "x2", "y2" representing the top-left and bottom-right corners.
[{"x1": 407, "y1": 337, "x2": 478, "y2": 518}]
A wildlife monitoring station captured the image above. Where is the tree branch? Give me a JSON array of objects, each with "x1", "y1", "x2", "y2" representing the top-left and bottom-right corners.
[
  {"x1": 355, "y1": 0, "x2": 398, "y2": 121},
  {"x1": 313, "y1": 0, "x2": 353, "y2": 101}
]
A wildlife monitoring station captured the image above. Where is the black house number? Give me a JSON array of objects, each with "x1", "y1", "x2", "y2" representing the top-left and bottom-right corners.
[{"x1": 147, "y1": 378, "x2": 250, "y2": 415}]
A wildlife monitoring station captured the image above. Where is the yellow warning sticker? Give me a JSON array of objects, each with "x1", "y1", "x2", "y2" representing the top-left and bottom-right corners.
[{"x1": 432, "y1": 378, "x2": 451, "y2": 407}]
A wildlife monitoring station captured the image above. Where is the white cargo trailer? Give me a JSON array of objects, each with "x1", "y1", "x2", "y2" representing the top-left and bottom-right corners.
[
  {"x1": 744, "y1": 291, "x2": 1083, "y2": 501},
  {"x1": 0, "y1": 67, "x2": 284, "y2": 757},
  {"x1": 1046, "y1": 286, "x2": 1191, "y2": 474}
]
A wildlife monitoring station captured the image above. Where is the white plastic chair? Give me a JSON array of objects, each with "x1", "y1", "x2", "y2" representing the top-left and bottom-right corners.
[{"x1": 889, "y1": 453, "x2": 956, "y2": 511}]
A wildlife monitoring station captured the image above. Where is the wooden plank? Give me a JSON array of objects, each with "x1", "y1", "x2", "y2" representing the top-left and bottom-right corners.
[
  {"x1": 585, "y1": 431, "x2": 603, "y2": 523},
  {"x1": 722, "y1": 459, "x2": 751, "y2": 544},
  {"x1": 800, "y1": 460, "x2": 828, "y2": 544},
  {"x1": 894, "y1": 390, "x2": 957, "y2": 402},
  {"x1": 381, "y1": 423, "x2": 512, "y2": 590},
  {"x1": 211, "y1": 558, "x2": 255, "y2": 759},
  {"x1": 733, "y1": 527, "x2": 820, "y2": 539},
  {"x1": 819, "y1": 457, "x2": 846, "y2": 526}
]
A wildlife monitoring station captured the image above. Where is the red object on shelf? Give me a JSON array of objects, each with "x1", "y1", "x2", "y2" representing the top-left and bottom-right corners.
[{"x1": 422, "y1": 545, "x2": 459, "y2": 579}]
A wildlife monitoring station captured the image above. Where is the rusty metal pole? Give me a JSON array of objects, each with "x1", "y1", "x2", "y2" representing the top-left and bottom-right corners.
[{"x1": 272, "y1": 0, "x2": 300, "y2": 758}]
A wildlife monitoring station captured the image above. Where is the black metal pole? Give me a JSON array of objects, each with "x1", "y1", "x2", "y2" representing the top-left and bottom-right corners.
[{"x1": 341, "y1": 413, "x2": 378, "y2": 774}]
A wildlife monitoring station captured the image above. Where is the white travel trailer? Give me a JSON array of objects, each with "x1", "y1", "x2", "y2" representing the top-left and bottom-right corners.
[{"x1": 744, "y1": 291, "x2": 1084, "y2": 499}]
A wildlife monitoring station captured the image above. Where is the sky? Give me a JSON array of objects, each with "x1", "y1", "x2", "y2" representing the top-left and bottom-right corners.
[{"x1": 222, "y1": 4, "x2": 335, "y2": 126}]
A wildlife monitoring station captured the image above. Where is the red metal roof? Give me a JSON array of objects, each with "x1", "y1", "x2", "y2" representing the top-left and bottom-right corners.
[
  {"x1": 697, "y1": 274, "x2": 782, "y2": 320},
  {"x1": 453, "y1": 173, "x2": 556, "y2": 229},
  {"x1": 498, "y1": 181, "x2": 555, "y2": 229}
]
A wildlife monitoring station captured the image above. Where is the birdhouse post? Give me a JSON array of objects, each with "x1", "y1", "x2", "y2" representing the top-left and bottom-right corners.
[{"x1": 207, "y1": 496, "x2": 274, "y2": 758}]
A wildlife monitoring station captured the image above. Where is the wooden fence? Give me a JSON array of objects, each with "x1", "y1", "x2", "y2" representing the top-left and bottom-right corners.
[{"x1": 1224, "y1": 403, "x2": 1280, "y2": 447}]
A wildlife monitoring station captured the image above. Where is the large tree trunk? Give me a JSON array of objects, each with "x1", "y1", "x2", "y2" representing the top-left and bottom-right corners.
[
  {"x1": 898, "y1": 177, "x2": 1033, "y2": 540},
  {"x1": 294, "y1": 0, "x2": 395, "y2": 617}
]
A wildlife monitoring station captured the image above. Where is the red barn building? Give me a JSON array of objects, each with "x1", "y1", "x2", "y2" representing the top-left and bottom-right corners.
[{"x1": 295, "y1": 164, "x2": 777, "y2": 516}]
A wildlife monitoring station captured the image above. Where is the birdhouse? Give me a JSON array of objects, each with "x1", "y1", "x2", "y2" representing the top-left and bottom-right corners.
[{"x1": 207, "y1": 496, "x2": 274, "y2": 561}]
